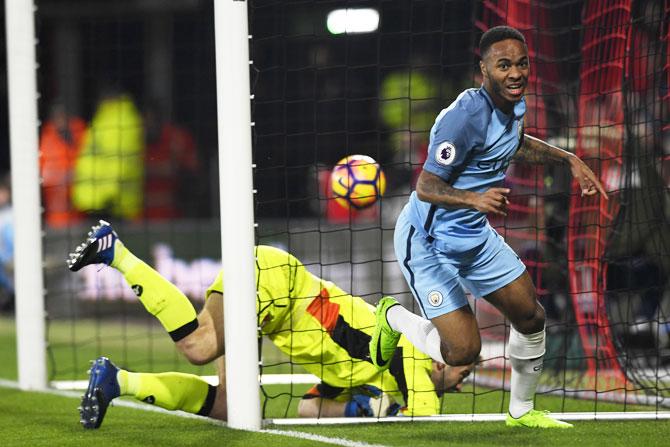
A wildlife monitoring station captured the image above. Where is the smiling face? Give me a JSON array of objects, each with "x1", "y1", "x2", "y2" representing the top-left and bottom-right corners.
[{"x1": 479, "y1": 38, "x2": 529, "y2": 114}]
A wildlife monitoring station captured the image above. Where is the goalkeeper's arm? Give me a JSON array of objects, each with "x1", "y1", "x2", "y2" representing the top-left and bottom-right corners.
[{"x1": 298, "y1": 385, "x2": 399, "y2": 418}]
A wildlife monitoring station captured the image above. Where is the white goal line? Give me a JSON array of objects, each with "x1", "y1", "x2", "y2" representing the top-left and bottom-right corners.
[{"x1": 268, "y1": 411, "x2": 670, "y2": 425}]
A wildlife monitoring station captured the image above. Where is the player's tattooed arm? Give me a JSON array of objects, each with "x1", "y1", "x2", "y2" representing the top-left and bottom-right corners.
[
  {"x1": 514, "y1": 134, "x2": 573, "y2": 164},
  {"x1": 516, "y1": 134, "x2": 608, "y2": 199},
  {"x1": 416, "y1": 170, "x2": 510, "y2": 216}
]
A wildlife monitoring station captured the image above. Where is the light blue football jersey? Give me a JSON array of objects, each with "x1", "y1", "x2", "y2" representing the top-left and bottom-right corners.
[{"x1": 405, "y1": 86, "x2": 526, "y2": 252}]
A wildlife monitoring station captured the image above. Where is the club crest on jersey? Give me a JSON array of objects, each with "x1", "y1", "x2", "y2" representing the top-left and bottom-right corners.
[
  {"x1": 435, "y1": 141, "x2": 456, "y2": 166},
  {"x1": 428, "y1": 291, "x2": 443, "y2": 307}
]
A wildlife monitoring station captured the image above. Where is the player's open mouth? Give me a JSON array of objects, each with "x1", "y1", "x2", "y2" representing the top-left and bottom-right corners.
[{"x1": 506, "y1": 83, "x2": 524, "y2": 96}]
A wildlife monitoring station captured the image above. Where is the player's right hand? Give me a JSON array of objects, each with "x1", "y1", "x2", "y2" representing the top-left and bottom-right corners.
[
  {"x1": 473, "y1": 187, "x2": 510, "y2": 216},
  {"x1": 351, "y1": 392, "x2": 398, "y2": 417}
]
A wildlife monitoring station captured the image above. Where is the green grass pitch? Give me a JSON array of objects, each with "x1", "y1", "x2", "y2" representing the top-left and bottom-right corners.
[{"x1": 1, "y1": 316, "x2": 668, "y2": 446}]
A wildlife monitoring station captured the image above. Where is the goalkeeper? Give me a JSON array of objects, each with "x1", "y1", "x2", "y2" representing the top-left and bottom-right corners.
[{"x1": 67, "y1": 220, "x2": 474, "y2": 429}]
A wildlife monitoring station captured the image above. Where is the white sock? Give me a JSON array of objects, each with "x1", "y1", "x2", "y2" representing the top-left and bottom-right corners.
[
  {"x1": 386, "y1": 305, "x2": 446, "y2": 364},
  {"x1": 508, "y1": 328, "x2": 545, "y2": 418}
]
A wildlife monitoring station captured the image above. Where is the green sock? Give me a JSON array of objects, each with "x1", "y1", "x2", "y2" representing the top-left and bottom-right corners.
[
  {"x1": 111, "y1": 240, "x2": 198, "y2": 341},
  {"x1": 117, "y1": 369, "x2": 215, "y2": 415}
]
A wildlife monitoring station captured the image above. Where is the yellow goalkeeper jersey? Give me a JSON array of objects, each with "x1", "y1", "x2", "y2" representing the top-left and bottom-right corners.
[{"x1": 205, "y1": 245, "x2": 440, "y2": 416}]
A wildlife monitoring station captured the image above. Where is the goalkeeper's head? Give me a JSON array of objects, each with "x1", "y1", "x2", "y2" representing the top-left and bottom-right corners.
[{"x1": 430, "y1": 359, "x2": 477, "y2": 397}]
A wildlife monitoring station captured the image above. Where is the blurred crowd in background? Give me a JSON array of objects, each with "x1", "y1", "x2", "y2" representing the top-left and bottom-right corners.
[{"x1": 39, "y1": 87, "x2": 201, "y2": 227}]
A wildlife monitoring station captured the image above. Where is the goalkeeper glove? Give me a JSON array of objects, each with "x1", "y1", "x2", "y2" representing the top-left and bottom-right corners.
[{"x1": 344, "y1": 387, "x2": 398, "y2": 417}]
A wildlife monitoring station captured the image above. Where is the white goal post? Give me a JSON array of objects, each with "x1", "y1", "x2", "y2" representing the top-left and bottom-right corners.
[
  {"x1": 214, "y1": 0, "x2": 261, "y2": 431},
  {"x1": 5, "y1": 0, "x2": 47, "y2": 391}
]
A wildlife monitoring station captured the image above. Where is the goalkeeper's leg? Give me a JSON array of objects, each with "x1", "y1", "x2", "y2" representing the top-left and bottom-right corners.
[
  {"x1": 117, "y1": 255, "x2": 224, "y2": 365},
  {"x1": 80, "y1": 295, "x2": 227, "y2": 428},
  {"x1": 117, "y1": 369, "x2": 217, "y2": 415},
  {"x1": 67, "y1": 220, "x2": 224, "y2": 364},
  {"x1": 119, "y1": 355, "x2": 227, "y2": 420},
  {"x1": 80, "y1": 356, "x2": 227, "y2": 428}
]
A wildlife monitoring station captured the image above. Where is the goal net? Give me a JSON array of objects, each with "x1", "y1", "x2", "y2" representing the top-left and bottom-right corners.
[{"x1": 248, "y1": 0, "x2": 670, "y2": 419}]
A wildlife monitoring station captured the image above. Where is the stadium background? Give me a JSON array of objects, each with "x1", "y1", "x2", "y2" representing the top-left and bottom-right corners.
[{"x1": 0, "y1": 0, "x2": 667, "y2": 421}]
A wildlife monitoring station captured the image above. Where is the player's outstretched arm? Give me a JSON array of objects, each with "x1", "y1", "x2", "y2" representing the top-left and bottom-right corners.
[
  {"x1": 416, "y1": 170, "x2": 510, "y2": 216},
  {"x1": 298, "y1": 396, "x2": 347, "y2": 417},
  {"x1": 298, "y1": 387, "x2": 397, "y2": 418},
  {"x1": 515, "y1": 134, "x2": 608, "y2": 199}
]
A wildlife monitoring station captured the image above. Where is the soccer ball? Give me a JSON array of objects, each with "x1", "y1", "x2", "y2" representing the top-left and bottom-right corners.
[{"x1": 330, "y1": 155, "x2": 386, "y2": 210}]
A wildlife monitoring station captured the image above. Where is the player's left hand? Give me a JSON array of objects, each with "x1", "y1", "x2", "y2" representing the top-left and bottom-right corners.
[{"x1": 568, "y1": 155, "x2": 608, "y2": 199}]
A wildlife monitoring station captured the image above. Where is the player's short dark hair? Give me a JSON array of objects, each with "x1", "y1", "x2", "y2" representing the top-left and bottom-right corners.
[{"x1": 479, "y1": 26, "x2": 526, "y2": 58}]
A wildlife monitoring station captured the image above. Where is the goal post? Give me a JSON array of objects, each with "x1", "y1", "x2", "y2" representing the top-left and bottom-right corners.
[
  {"x1": 5, "y1": 0, "x2": 47, "y2": 391},
  {"x1": 213, "y1": 0, "x2": 261, "y2": 430}
]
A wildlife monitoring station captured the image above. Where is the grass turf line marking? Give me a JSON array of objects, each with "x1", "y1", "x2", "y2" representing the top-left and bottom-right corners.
[
  {"x1": 262, "y1": 429, "x2": 386, "y2": 447},
  {"x1": 269, "y1": 411, "x2": 670, "y2": 424},
  {"x1": 0, "y1": 379, "x2": 388, "y2": 447}
]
